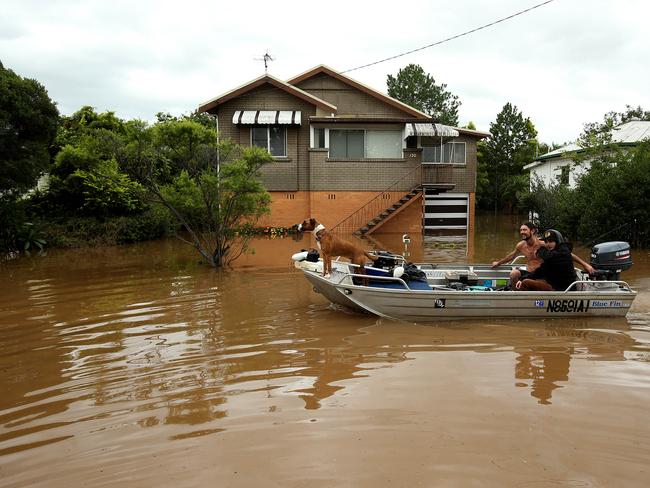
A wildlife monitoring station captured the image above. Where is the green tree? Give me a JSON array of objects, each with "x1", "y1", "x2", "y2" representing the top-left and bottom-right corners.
[
  {"x1": 0, "y1": 62, "x2": 59, "y2": 194},
  {"x1": 520, "y1": 141, "x2": 650, "y2": 247},
  {"x1": 137, "y1": 119, "x2": 273, "y2": 267},
  {"x1": 46, "y1": 108, "x2": 146, "y2": 217},
  {"x1": 0, "y1": 62, "x2": 59, "y2": 255},
  {"x1": 386, "y1": 64, "x2": 461, "y2": 126},
  {"x1": 479, "y1": 103, "x2": 537, "y2": 212},
  {"x1": 578, "y1": 105, "x2": 650, "y2": 148}
]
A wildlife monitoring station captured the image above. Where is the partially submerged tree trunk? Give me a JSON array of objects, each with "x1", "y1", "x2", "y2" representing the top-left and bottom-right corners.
[{"x1": 135, "y1": 120, "x2": 273, "y2": 268}]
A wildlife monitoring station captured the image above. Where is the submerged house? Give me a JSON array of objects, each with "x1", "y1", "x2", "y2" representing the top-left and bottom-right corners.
[
  {"x1": 198, "y1": 65, "x2": 489, "y2": 237},
  {"x1": 524, "y1": 120, "x2": 650, "y2": 189}
]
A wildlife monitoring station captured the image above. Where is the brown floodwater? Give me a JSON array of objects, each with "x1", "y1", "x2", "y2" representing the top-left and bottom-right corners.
[{"x1": 1, "y1": 214, "x2": 650, "y2": 487}]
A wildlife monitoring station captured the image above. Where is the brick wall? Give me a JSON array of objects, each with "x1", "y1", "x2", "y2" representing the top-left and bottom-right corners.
[
  {"x1": 215, "y1": 84, "x2": 315, "y2": 190},
  {"x1": 259, "y1": 190, "x2": 422, "y2": 232},
  {"x1": 371, "y1": 194, "x2": 423, "y2": 234}
]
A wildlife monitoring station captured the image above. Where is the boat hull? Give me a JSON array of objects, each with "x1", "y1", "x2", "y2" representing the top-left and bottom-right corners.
[
  {"x1": 335, "y1": 283, "x2": 636, "y2": 321},
  {"x1": 302, "y1": 268, "x2": 368, "y2": 312},
  {"x1": 297, "y1": 260, "x2": 637, "y2": 321}
]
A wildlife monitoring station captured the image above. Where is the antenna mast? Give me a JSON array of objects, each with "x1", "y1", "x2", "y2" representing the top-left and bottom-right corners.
[{"x1": 254, "y1": 51, "x2": 275, "y2": 73}]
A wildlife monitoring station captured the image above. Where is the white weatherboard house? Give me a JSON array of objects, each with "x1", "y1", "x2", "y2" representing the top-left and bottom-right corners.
[{"x1": 524, "y1": 120, "x2": 650, "y2": 189}]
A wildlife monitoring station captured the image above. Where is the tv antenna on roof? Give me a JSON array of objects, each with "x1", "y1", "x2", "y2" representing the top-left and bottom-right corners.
[{"x1": 254, "y1": 51, "x2": 275, "y2": 73}]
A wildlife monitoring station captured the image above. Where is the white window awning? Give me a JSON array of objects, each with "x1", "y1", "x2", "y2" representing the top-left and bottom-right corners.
[
  {"x1": 406, "y1": 123, "x2": 458, "y2": 138},
  {"x1": 232, "y1": 110, "x2": 301, "y2": 125}
]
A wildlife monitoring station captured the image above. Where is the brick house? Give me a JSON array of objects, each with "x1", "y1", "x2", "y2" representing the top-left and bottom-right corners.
[{"x1": 198, "y1": 65, "x2": 489, "y2": 238}]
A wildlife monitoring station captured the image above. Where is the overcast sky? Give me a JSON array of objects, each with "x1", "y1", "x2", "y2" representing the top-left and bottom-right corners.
[{"x1": 2, "y1": 0, "x2": 648, "y2": 144}]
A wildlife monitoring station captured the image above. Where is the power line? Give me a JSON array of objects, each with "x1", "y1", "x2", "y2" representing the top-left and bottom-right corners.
[{"x1": 342, "y1": 0, "x2": 556, "y2": 74}]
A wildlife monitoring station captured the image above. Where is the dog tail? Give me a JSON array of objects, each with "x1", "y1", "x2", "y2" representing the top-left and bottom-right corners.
[{"x1": 364, "y1": 251, "x2": 378, "y2": 261}]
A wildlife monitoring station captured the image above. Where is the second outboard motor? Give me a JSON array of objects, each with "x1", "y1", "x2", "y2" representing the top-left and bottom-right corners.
[{"x1": 590, "y1": 241, "x2": 632, "y2": 281}]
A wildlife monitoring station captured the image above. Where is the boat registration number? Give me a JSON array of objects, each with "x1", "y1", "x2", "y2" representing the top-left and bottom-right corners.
[{"x1": 537, "y1": 298, "x2": 624, "y2": 313}]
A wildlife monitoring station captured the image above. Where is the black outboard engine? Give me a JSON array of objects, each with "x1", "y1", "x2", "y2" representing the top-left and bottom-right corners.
[
  {"x1": 590, "y1": 241, "x2": 633, "y2": 281},
  {"x1": 372, "y1": 251, "x2": 400, "y2": 270}
]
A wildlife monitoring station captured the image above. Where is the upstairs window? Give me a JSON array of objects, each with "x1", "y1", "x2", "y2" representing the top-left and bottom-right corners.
[
  {"x1": 366, "y1": 130, "x2": 402, "y2": 158},
  {"x1": 329, "y1": 130, "x2": 364, "y2": 159},
  {"x1": 313, "y1": 128, "x2": 326, "y2": 148},
  {"x1": 557, "y1": 165, "x2": 570, "y2": 186},
  {"x1": 252, "y1": 126, "x2": 286, "y2": 157},
  {"x1": 328, "y1": 129, "x2": 402, "y2": 159},
  {"x1": 422, "y1": 142, "x2": 466, "y2": 164}
]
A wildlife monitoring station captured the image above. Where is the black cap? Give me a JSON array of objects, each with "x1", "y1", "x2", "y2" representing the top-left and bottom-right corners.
[{"x1": 541, "y1": 229, "x2": 564, "y2": 244}]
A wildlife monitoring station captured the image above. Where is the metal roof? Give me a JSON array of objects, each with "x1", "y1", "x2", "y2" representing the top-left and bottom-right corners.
[
  {"x1": 611, "y1": 120, "x2": 650, "y2": 143},
  {"x1": 528, "y1": 121, "x2": 650, "y2": 168},
  {"x1": 406, "y1": 123, "x2": 459, "y2": 138},
  {"x1": 524, "y1": 143, "x2": 581, "y2": 169}
]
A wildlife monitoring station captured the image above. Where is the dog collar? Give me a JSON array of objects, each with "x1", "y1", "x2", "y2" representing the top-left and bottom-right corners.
[{"x1": 312, "y1": 224, "x2": 326, "y2": 241}]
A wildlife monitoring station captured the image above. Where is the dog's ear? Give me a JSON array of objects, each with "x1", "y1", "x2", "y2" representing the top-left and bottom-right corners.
[{"x1": 310, "y1": 218, "x2": 316, "y2": 226}]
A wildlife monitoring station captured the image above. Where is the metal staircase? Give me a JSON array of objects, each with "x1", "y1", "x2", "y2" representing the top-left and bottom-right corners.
[{"x1": 331, "y1": 164, "x2": 423, "y2": 236}]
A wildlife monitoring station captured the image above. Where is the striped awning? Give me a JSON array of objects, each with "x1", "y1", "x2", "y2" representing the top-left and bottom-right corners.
[
  {"x1": 232, "y1": 110, "x2": 301, "y2": 125},
  {"x1": 406, "y1": 123, "x2": 459, "y2": 138}
]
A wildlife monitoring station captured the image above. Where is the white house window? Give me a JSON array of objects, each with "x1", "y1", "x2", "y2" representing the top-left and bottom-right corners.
[
  {"x1": 557, "y1": 165, "x2": 570, "y2": 185},
  {"x1": 365, "y1": 130, "x2": 402, "y2": 158},
  {"x1": 329, "y1": 129, "x2": 403, "y2": 159},
  {"x1": 422, "y1": 142, "x2": 466, "y2": 164},
  {"x1": 251, "y1": 126, "x2": 286, "y2": 157}
]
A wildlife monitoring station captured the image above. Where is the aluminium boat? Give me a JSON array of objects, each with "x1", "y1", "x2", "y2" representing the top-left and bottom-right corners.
[{"x1": 293, "y1": 242, "x2": 637, "y2": 322}]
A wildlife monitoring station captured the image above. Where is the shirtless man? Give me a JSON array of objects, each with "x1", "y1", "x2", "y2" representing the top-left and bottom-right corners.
[{"x1": 491, "y1": 222, "x2": 595, "y2": 287}]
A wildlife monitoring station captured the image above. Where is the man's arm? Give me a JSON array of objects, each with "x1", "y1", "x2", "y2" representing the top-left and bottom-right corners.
[
  {"x1": 571, "y1": 253, "x2": 595, "y2": 274},
  {"x1": 491, "y1": 247, "x2": 519, "y2": 268}
]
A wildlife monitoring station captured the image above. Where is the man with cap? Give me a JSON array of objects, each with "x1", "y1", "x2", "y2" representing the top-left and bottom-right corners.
[
  {"x1": 516, "y1": 229, "x2": 578, "y2": 291},
  {"x1": 492, "y1": 222, "x2": 594, "y2": 288}
]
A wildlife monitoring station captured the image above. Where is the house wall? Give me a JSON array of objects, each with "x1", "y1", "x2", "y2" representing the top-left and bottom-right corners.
[
  {"x1": 373, "y1": 194, "x2": 423, "y2": 234},
  {"x1": 215, "y1": 84, "x2": 316, "y2": 190},
  {"x1": 260, "y1": 190, "x2": 412, "y2": 229},
  {"x1": 420, "y1": 134, "x2": 478, "y2": 193},
  {"x1": 308, "y1": 147, "x2": 420, "y2": 191},
  {"x1": 294, "y1": 74, "x2": 409, "y2": 117},
  {"x1": 529, "y1": 158, "x2": 589, "y2": 189}
]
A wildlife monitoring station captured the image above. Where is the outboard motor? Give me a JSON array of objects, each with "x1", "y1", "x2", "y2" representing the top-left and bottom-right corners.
[
  {"x1": 372, "y1": 251, "x2": 400, "y2": 270},
  {"x1": 590, "y1": 241, "x2": 633, "y2": 281}
]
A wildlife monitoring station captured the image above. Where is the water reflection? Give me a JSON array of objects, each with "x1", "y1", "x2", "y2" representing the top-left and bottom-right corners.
[{"x1": 1, "y1": 227, "x2": 649, "y2": 486}]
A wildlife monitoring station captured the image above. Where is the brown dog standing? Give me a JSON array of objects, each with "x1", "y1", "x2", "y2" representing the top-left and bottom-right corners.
[{"x1": 298, "y1": 218, "x2": 377, "y2": 276}]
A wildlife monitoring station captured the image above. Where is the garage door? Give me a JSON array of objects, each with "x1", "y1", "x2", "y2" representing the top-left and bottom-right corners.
[{"x1": 423, "y1": 191, "x2": 468, "y2": 231}]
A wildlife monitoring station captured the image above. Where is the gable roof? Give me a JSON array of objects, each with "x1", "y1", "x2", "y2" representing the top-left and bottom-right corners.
[
  {"x1": 287, "y1": 65, "x2": 430, "y2": 119},
  {"x1": 198, "y1": 73, "x2": 337, "y2": 113}
]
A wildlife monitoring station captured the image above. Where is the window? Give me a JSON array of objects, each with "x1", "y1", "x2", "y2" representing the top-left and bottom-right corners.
[
  {"x1": 330, "y1": 130, "x2": 364, "y2": 158},
  {"x1": 313, "y1": 128, "x2": 326, "y2": 148},
  {"x1": 422, "y1": 142, "x2": 466, "y2": 164},
  {"x1": 251, "y1": 126, "x2": 286, "y2": 157},
  {"x1": 557, "y1": 165, "x2": 570, "y2": 185},
  {"x1": 328, "y1": 129, "x2": 403, "y2": 159},
  {"x1": 405, "y1": 135, "x2": 418, "y2": 149},
  {"x1": 366, "y1": 130, "x2": 402, "y2": 158}
]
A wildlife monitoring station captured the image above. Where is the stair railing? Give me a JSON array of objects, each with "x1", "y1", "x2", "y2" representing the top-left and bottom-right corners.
[{"x1": 331, "y1": 163, "x2": 423, "y2": 235}]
